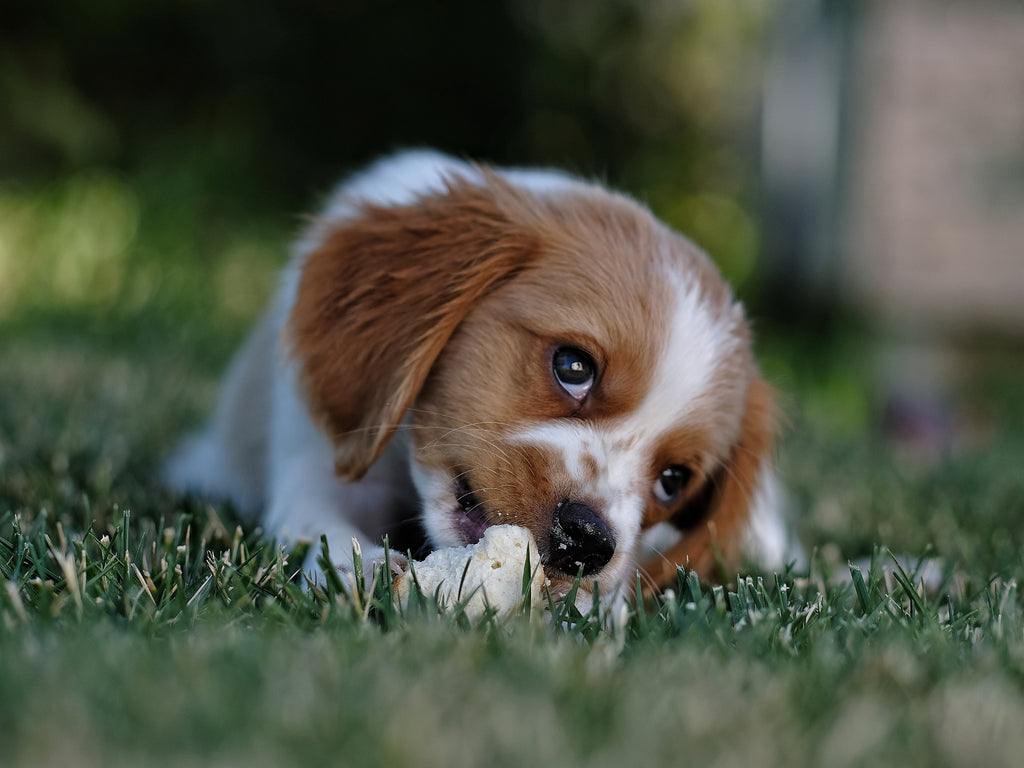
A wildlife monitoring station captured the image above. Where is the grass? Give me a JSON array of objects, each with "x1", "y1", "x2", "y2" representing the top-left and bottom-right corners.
[{"x1": 2, "y1": 168, "x2": 1024, "y2": 767}]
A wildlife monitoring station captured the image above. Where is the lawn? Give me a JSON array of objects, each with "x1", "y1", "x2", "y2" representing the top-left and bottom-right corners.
[{"x1": 2, "y1": 168, "x2": 1024, "y2": 768}]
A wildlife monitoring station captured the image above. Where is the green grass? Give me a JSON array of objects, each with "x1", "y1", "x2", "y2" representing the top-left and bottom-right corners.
[{"x1": 3, "y1": 170, "x2": 1024, "y2": 767}]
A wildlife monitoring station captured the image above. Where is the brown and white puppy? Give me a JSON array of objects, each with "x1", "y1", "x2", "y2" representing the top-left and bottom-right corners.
[{"x1": 164, "y1": 150, "x2": 797, "y2": 603}]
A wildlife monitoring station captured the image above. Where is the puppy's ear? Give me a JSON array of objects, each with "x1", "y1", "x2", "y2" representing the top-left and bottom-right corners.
[
  {"x1": 288, "y1": 175, "x2": 541, "y2": 480},
  {"x1": 642, "y1": 376, "x2": 776, "y2": 589}
]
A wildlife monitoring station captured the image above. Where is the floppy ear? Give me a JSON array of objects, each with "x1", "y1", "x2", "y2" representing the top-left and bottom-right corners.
[
  {"x1": 641, "y1": 375, "x2": 776, "y2": 589},
  {"x1": 287, "y1": 175, "x2": 542, "y2": 480}
]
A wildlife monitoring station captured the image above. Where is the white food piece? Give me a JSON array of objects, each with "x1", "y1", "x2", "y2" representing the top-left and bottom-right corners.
[{"x1": 393, "y1": 525, "x2": 545, "y2": 621}]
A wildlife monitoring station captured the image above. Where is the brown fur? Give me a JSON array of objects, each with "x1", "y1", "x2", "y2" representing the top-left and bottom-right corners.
[
  {"x1": 639, "y1": 375, "x2": 775, "y2": 590},
  {"x1": 288, "y1": 174, "x2": 544, "y2": 479}
]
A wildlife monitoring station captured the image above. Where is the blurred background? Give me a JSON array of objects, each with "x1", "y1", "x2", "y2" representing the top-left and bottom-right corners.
[{"x1": 2, "y1": 0, "x2": 1023, "y2": 563}]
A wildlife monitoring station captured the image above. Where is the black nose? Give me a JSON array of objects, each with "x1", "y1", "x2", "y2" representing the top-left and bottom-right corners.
[{"x1": 546, "y1": 501, "x2": 616, "y2": 577}]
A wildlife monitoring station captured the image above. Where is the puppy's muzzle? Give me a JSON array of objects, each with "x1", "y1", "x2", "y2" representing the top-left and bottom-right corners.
[{"x1": 546, "y1": 501, "x2": 615, "y2": 577}]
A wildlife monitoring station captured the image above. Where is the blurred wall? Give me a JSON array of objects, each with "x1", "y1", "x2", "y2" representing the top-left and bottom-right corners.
[
  {"x1": 844, "y1": 0, "x2": 1024, "y2": 336},
  {"x1": 761, "y1": 0, "x2": 1024, "y2": 338}
]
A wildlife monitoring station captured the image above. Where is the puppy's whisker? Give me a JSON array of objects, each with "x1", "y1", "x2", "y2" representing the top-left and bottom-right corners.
[
  {"x1": 449, "y1": 471, "x2": 520, "y2": 500},
  {"x1": 329, "y1": 422, "x2": 422, "y2": 439},
  {"x1": 467, "y1": 482, "x2": 520, "y2": 498},
  {"x1": 418, "y1": 441, "x2": 516, "y2": 473},
  {"x1": 716, "y1": 460, "x2": 758, "y2": 510},
  {"x1": 635, "y1": 563, "x2": 661, "y2": 593},
  {"x1": 423, "y1": 436, "x2": 519, "y2": 471},
  {"x1": 641, "y1": 551, "x2": 683, "y2": 592},
  {"x1": 403, "y1": 409, "x2": 519, "y2": 433}
]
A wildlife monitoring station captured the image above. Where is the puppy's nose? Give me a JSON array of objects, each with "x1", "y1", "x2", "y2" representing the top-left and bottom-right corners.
[{"x1": 546, "y1": 501, "x2": 616, "y2": 577}]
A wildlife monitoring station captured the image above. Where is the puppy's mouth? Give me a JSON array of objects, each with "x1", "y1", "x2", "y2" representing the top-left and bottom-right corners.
[
  {"x1": 453, "y1": 476, "x2": 492, "y2": 545},
  {"x1": 448, "y1": 476, "x2": 604, "y2": 600}
]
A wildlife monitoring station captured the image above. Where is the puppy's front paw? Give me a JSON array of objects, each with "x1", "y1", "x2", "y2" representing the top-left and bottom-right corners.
[
  {"x1": 303, "y1": 539, "x2": 408, "y2": 591},
  {"x1": 360, "y1": 547, "x2": 409, "y2": 584}
]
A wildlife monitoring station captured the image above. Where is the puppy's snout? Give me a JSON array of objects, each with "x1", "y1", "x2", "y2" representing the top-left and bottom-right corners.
[{"x1": 546, "y1": 501, "x2": 615, "y2": 577}]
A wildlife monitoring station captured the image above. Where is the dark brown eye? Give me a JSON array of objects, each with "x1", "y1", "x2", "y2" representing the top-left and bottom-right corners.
[
  {"x1": 552, "y1": 346, "x2": 596, "y2": 401},
  {"x1": 654, "y1": 465, "x2": 692, "y2": 504}
]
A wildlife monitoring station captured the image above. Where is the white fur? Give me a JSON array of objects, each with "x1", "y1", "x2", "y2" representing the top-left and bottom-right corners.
[
  {"x1": 164, "y1": 149, "x2": 797, "y2": 586},
  {"x1": 484, "y1": 418, "x2": 651, "y2": 594},
  {"x1": 742, "y1": 468, "x2": 805, "y2": 571},
  {"x1": 649, "y1": 269, "x2": 749, "y2": 462}
]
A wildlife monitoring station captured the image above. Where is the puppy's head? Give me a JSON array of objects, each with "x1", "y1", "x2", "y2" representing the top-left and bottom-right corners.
[{"x1": 289, "y1": 170, "x2": 773, "y2": 596}]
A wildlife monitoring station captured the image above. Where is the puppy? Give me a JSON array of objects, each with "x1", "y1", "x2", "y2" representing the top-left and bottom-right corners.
[{"x1": 164, "y1": 150, "x2": 796, "y2": 602}]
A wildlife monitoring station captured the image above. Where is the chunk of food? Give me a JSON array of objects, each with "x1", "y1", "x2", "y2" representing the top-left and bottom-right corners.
[{"x1": 393, "y1": 525, "x2": 545, "y2": 621}]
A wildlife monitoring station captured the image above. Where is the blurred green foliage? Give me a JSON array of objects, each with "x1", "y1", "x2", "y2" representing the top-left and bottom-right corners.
[
  {"x1": 1, "y1": 1, "x2": 775, "y2": 328},
  {"x1": 3, "y1": 11, "x2": 1024, "y2": 764}
]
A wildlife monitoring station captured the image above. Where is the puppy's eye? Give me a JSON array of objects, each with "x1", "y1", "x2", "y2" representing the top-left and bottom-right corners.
[
  {"x1": 552, "y1": 346, "x2": 596, "y2": 401},
  {"x1": 653, "y1": 465, "x2": 693, "y2": 504}
]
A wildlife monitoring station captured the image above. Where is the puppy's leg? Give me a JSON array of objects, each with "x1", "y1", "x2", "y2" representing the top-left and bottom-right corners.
[
  {"x1": 267, "y1": 366, "x2": 409, "y2": 587},
  {"x1": 740, "y1": 468, "x2": 806, "y2": 572},
  {"x1": 264, "y1": 452, "x2": 407, "y2": 588},
  {"x1": 163, "y1": 312, "x2": 275, "y2": 518}
]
